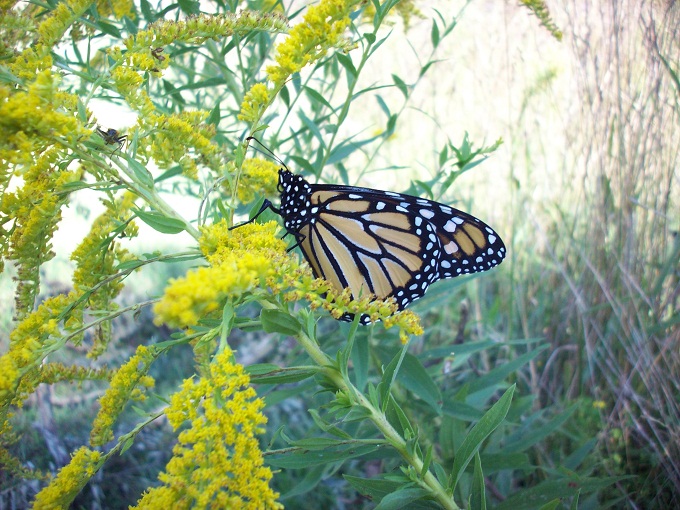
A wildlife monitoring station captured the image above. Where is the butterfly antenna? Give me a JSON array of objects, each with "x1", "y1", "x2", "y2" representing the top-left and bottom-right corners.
[{"x1": 246, "y1": 136, "x2": 290, "y2": 171}]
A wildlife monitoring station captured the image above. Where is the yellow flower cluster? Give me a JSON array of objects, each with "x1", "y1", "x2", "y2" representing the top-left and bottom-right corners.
[
  {"x1": 126, "y1": 11, "x2": 288, "y2": 53},
  {"x1": 154, "y1": 221, "x2": 287, "y2": 328},
  {"x1": 282, "y1": 269, "x2": 424, "y2": 343},
  {"x1": 234, "y1": 157, "x2": 280, "y2": 203},
  {"x1": 238, "y1": 83, "x2": 271, "y2": 124},
  {"x1": 267, "y1": 0, "x2": 361, "y2": 84},
  {"x1": 109, "y1": 66, "x2": 155, "y2": 116},
  {"x1": 90, "y1": 346, "x2": 156, "y2": 446},
  {"x1": 36, "y1": 0, "x2": 95, "y2": 47},
  {"x1": 70, "y1": 192, "x2": 138, "y2": 356},
  {"x1": 156, "y1": 217, "x2": 423, "y2": 341},
  {"x1": 133, "y1": 349, "x2": 282, "y2": 509},
  {"x1": 138, "y1": 111, "x2": 219, "y2": 179},
  {"x1": 96, "y1": 0, "x2": 134, "y2": 22},
  {"x1": 0, "y1": 293, "x2": 78, "y2": 406},
  {"x1": 362, "y1": 0, "x2": 423, "y2": 29},
  {"x1": 32, "y1": 447, "x2": 103, "y2": 509},
  {"x1": 520, "y1": 0, "x2": 563, "y2": 40}
]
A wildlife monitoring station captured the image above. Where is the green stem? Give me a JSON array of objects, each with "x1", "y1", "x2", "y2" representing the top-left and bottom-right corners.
[{"x1": 295, "y1": 329, "x2": 459, "y2": 510}]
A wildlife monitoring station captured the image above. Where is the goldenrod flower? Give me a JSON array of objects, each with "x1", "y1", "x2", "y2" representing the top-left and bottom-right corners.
[
  {"x1": 90, "y1": 346, "x2": 156, "y2": 446},
  {"x1": 156, "y1": 216, "x2": 422, "y2": 341},
  {"x1": 0, "y1": 293, "x2": 79, "y2": 405},
  {"x1": 519, "y1": 0, "x2": 563, "y2": 40},
  {"x1": 32, "y1": 447, "x2": 103, "y2": 510},
  {"x1": 70, "y1": 192, "x2": 138, "y2": 356},
  {"x1": 132, "y1": 349, "x2": 282, "y2": 510},
  {"x1": 155, "y1": 221, "x2": 286, "y2": 328},
  {"x1": 233, "y1": 157, "x2": 280, "y2": 203},
  {"x1": 136, "y1": 112, "x2": 219, "y2": 179},
  {"x1": 267, "y1": 0, "x2": 361, "y2": 85},
  {"x1": 37, "y1": 0, "x2": 95, "y2": 47},
  {"x1": 238, "y1": 83, "x2": 271, "y2": 123},
  {"x1": 362, "y1": 0, "x2": 423, "y2": 29}
]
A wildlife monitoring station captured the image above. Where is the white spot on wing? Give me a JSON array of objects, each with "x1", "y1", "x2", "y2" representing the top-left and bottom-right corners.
[{"x1": 443, "y1": 241, "x2": 459, "y2": 255}]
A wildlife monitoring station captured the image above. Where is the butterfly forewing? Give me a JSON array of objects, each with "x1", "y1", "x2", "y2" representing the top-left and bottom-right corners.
[{"x1": 299, "y1": 189, "x2": 434, "y2": 304}]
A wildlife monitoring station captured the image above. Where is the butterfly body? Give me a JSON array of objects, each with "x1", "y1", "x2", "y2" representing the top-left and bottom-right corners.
[{"x1": 274, "y1": 169, "x2": 506, "y2": 323}]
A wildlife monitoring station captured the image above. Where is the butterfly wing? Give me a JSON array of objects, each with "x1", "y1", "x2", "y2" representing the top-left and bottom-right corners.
[{"x1": 298, "y1": 184, "x2": 506, "y2": 313}]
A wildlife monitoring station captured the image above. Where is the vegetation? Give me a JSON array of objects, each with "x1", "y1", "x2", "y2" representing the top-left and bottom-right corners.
[{"x1": 0, "y1": 0, "x2": 677, "y2": 508}]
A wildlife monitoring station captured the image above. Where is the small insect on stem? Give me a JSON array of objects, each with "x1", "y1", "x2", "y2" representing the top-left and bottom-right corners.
[{"x1": 96, "y1": 127, "x2": 128, "y2": 152}]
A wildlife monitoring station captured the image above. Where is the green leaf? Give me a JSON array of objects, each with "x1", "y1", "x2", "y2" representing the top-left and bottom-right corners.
[
  {"x1": 123, "y1": 16, "x2": 137, "y2": 35},
  {"x1": 298, "y1": 110, "x2": 325, "y2": 146},
  {"x1": 178, "y1": 0, "x2": 200, "y2": 15},
  {"x1": 502, "y1": 403, "x2": 578, "y2": 453},
  {"x1": 392, "y1": 74, "x2": 408, "y2": 99},
  {"x1": 470, "y1": 452, "x2": 486, "y2": 510},
  {"x1": 267, "y1": 444, "x2": 380, "y2": 468},
  {"x1": 114, "y1": 259, "x2": 145, "y2": 272},
  {"x1": 133, "y1": 209, "x2": 186, "y2": 234},
  {"x1": 206, "y1": 104, "x2": 221, "y2": 125},
  {"x1": 140, "y1": 0, "x2": 153, "y2": 20},
  {"x1": 467, "y1": 346, "x2": 548, "y2": 396},
  {"x1": 156, "y1": 165, "x2": 183, "y2": 183},
  {"x1": 249, "y1": 367, "x2": 316, "y2": 385},
  {"x1": 280, "y1": 84, "x2": 290, "y2": 108},
  {"x1": 385, "y1": 114, "x2": 397, "y2": 136},
  {"x1": 245, "y1": 363, "x2": 281, "y2": 376},
  {"x1": 336, "y1": 53, "x2": 357, "y2": 77},
  {"x1": 96, "y1": 21, "x2": 121, "y2": 38},
  {"x1": 430, "y1": 20, "x2": 440, "y2": 48},
  {"x1": 420, "y1": 444, "x2": 433, "y2": 479},
  {"x1": 385, "y1": 397, "x2": 414, "y2": 437},
  {"x1": 563, "y1": 438, "x2": 597, "y2": 471},
  {"x1": 127, "y1": 159, "x2": 155, "y2": 188},
  {"x1": 260, "y1": 309, "x2": 301, "y2": 337},
  {"x1": 363, "y1": 32, "x2": 376, "y2": 44},
  {"x1": 282, "y1": 468, "x2": 324, "y2": 499},
  {"x1": 494, "y1": 477, "x2": 631, "y2": 510},
  {"x1": 327, "y1": 138, "x2": 374, "y2": 165},
  {"x1": 450, "y1": 384, "x2": 515, "y2": 491},
  {"x1": 304, "y1": 86, "x2": 333, "y2": 111},
  {"x1": 288, "y1": 438, "x2": 356, "y2": 450},
  {"x1": 441, "y1": 401, "x2": 484, "y2": 421},
  {"x1": 375, "y1": 487, "x2": 430, "y2": 510},
  {"x1": 308, "y1": 409, "x2": 352, "y2": 439},
  {"x1": 344, "y1": 476, "x2": 403, "y2": 502},
  {"x1": 479, "y1": 452, "x2": 530, "y2": 473},
  {"x1": 351, "y1": 335, "x2": 369, "y2": 391},
  {"x1": 399, "y1": 354, "x2": 442, "y2": 413}
]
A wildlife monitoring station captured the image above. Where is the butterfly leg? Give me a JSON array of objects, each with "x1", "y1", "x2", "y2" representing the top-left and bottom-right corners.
[{"x1": 228, "y1": 199, "x2": 280, "y2": 230}]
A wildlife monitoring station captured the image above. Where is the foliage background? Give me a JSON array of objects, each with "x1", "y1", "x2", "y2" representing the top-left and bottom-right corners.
[{"x1": 0, "y1": 0, "x2": 678, "y2": 508}]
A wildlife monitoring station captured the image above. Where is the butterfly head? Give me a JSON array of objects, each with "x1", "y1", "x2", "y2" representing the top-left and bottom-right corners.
[{"x1": 277, "y1": 169, "x2": 313, "y2": 231}]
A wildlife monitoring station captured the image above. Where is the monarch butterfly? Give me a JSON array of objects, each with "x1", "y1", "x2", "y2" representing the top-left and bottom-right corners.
[
  {"x1": 236, "y1": 139, "x2": 506, "y2": 323},
  {"x1": 96, "y1": 127, "x2": 127, "y2": 150}
]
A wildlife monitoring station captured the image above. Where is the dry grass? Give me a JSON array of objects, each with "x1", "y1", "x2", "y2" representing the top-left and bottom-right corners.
[{"x1": 528, "y1": 0, "x2": 680, "y2": 504}]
